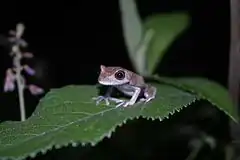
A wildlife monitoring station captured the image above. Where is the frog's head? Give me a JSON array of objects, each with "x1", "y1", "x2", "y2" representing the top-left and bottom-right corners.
[{"x1": 98, "y1": 65, "x2": 131, "y2": 86}]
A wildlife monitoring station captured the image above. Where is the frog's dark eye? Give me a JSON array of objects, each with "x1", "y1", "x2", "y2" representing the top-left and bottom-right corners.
[{"x1": 115, "y1": 70, "x2": 125, "y2": 80}]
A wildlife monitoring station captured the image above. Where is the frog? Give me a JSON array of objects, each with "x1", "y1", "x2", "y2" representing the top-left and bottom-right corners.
[{"x1": 92, "y1": 65, "x2": 157, "y2": 108}]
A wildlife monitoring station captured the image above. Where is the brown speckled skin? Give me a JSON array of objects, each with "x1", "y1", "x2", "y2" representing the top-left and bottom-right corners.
[
  {"x1": 98, "y1": 66, "x2": 123, "y2": 82},
  {"x1": 98, "y1": 65, "x2": 145, "y2": 86},
  {"x1": 98, "y1": 65, "x2": 156, "y2": 100}
]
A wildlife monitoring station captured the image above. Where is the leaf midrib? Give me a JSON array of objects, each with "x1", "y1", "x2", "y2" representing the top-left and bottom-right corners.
[{"x1": 0, "y1": 102, "x2": 118, "y2": 150}]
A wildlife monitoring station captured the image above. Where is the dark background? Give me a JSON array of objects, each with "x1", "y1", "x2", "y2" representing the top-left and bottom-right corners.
[{"x1": 0, "y1": 0, "x2": 231, "y2": 159}]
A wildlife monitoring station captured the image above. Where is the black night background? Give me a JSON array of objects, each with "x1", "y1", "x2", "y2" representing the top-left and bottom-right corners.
[{"x1": 0, "y1": 0, "x2": 234, "y2": 160}]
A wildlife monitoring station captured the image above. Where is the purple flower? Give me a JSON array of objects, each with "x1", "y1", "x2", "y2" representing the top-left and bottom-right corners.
[
  {"x1": 4, "y1": 80, "x2": 15, "y2": 92},
  {"x1": 3, "y1": 69, "x2": 16, "y2": 92},
  {"x1": 23, "y1": 65, "x2": 35, "y2": 76},
  {"x1": 28, "y1": 84, "x2": 44, "y2": 95}
]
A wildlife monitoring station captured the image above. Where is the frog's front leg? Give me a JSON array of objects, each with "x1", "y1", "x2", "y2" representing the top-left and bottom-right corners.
[
  {"x1": 115, "y1": 86, "x2": 141, "y2": 108},
  {"x1": 92, "y1": 86, "x2": 124, "y2": 105}
]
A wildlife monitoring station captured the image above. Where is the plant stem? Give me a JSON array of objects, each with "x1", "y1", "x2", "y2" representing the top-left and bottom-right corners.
[
  {"x1": 185, "y1": 141, "x2": 203, "y2": 160},
  {"x1": 13, "y1": 46, "x2": 26, "y2": 121}
]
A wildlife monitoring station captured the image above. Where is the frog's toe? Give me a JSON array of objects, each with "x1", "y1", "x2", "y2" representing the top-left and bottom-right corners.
[
  {"x1": 92, "y1": 96, "x2": 108, "y2": 105},
  {"x1": 104, "y1": 99, "x2": 110, "y2": 105},
  {"x1": 115, "y1": 101, "x2": 126, "y2": 108},
  {"x1": 108, "y1": 97, "x2": 125, "y2": 103},
  {"x1": 145, "y1": 96, "x2": 155, "y2": 103},
  {"x1": 115, "y1": 101, "x2": 133, "y2": 108},
  {"x1": 139, "y1": 98, "x2": 146, "y2": 102},
  {"x1": 93, "y1": 96, "x2": 126, "y2": 106},
  {"x1": 92, "y1": 96, "x2": 103, "y2": 101},
  {"x1": 140, "y1": 96, "x2": 155, "y2": 104},
  {"x1": 123, "y1": 101, "x2": 131, "y2": 107}
]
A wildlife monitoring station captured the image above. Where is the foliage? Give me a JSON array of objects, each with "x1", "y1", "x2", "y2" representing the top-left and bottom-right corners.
[
  {"x1": 0, "y1": 83, "x2": 198, "y2": 159},
  {"x1": 3, "y1": 23, "x2": 44, "y2": 121},
  {"x1": 0, "y1": 0, "x2": 237, "y2": 159},
  {"x1": 143, "y1": 13, "x2": 189, "y2": 74},
  {"x1": 119, "y1": 0, "x2": 189, "y2": 75},
  {"x1": 0, "y1": 78, "x2": 237, "y2": 159},
  {"x1": 155, "y1": 77, "x2": 238, "y2": 122}
]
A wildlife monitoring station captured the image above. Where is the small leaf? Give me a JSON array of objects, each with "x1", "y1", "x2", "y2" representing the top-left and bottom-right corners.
[
  {"x1": 0, "y1": 83, "x2": 198, "y2": 159},
  {"x1": 155, "y1": 76, "x2": 238, "y2": 122},
  {"x1": 144, "y1": 13, "x2": 189, "y2": 74}
]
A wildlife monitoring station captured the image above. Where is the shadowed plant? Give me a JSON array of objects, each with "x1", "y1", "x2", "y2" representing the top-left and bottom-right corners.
[
  {"x1": 3, "y1": 23, "x2": 44, "y2": 121},
  {"x1": 0, "y1": 1, "x2": 237, "y2": 160}
]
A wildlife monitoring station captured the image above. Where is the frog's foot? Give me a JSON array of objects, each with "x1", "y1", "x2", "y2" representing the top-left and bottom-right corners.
[
  {"x1": 139, "y1": 96, "x2": 155, "y2": 104},
  {"x1": 115, "y1": 100, "x2": 135, "y2": 108},
  {"x1": 92, "y1": 96, "x2": 109, "y2": 105},
  {"x1": 92, "y1": 96, "x2": 124, "y2": 106}
]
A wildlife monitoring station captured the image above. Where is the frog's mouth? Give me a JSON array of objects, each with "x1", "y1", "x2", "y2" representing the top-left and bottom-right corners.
[{"x1": 98, "y1": 80, "x2": 129, "y2": 86}]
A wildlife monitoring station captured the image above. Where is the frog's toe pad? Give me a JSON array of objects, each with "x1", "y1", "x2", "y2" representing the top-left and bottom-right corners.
[
  {"x1": 92, "y1": 96, "x2": 110, "y2": 106},
  {"x1": 140, "y1": 96, "x2": 155, "y2": 104}
]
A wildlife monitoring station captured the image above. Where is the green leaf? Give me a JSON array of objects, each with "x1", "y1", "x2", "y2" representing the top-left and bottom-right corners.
[
  {"x1": 119, "y1": 0, "x2": 150, "y2": 75},
  {"x1": 155, "y1": 76, "x2": 239, "y2": 122},
  {"x1": 144, "y1": 13, "x2": 189, "y2": 74},
  {"x1": 0, "y1": 83, "x2": 198, "y2": 159},
  {"x1": 119, "y1": 0, "x2": 143, "y2": 70}
]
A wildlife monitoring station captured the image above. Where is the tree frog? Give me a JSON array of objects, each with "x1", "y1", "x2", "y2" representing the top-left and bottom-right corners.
[{"x1": 92, "y1": 65, "x2": 157, "y2": 108}]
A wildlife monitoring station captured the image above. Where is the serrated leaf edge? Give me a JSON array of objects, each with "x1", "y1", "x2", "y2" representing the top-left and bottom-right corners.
[
  {"x1": 154, "y1": 76, "x2": 238, "y2": 123},
  {"x1": 0, "y1": 96, "x2": 199, "y2": 160}
]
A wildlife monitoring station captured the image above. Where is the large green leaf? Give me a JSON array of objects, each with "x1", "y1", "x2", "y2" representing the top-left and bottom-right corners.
[
  {"x1": 144, "y1": 13, "x2": 189, "y2": 74},
  {"x1": 155, "y1": 76, "x2": 239, "y2": 122},
  {"x1": 0, "y1": 83, "x2": 198, "y2": 159}
]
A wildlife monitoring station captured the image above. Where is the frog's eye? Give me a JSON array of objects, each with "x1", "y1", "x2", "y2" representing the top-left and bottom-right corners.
[{"x1": 115, "y1": 70, "x2": 125, "y2": 80}]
